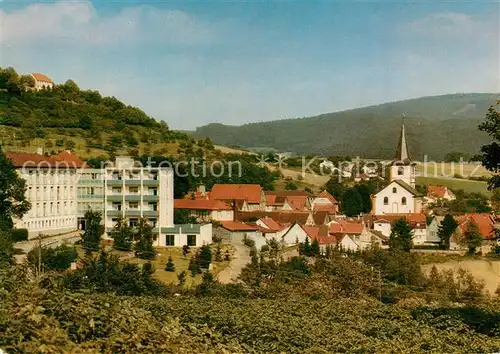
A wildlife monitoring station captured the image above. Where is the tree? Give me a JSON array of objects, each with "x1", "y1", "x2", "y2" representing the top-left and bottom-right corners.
[
  {"x1": 189, "y1": 255, "x2": 201, "y2": 276},
  {"x1": 19, "y1": 75, "x2": 35, "y2": 90},
  {"x1": 299, "y1": 237, "x2": 312, "y2": 256},
  {"x1": 325, "y1": 178, "x2": 344, "y2": 201},
  {"x1": 165, "y1": 256, "x2": 176, "y2": 272},
  {"x1": 0, "y1": 147, "x2": 31, "y2": 231},
  {"x1": 214, "y1": 245, "x2": 222, "y2": 262},
  {"x1": 0, "y1": 229, "x2": 14, "y2": 268},
  {"x1": 310, "y1": 239, "x2": 321, "y2": 256},
  {"x1": 437, "y1": 214, "x2": 458, "y2": 249},
  {"x1": 82, "y1": 210, "x2": 102, "y2": 252},
  {"x1": 27, "y1": 244, "x2": 78, "y2": 272},
  {"x1": 177, "y1": 270, "x2": 187, "y2": 286},
  {"x1": 285, "y1": 180, "x2": 298, "y2": 190},
  {"x1": 111, "y1": 218, "x2": 133, "y2": 251},
  {"x1": 341, "y1": 188, "x2": 364, "y2": 217},
  {"x1": 182, "y1": 245, "x2": 190, "y2": 257},
  {"x1": 199, "y1": 245, "x2": 212, "y2": 269},
  {"x1": 478, "y1": 101, "x2": 500, "y2": 189},
  {"x1": 491, "y1": 188, "x2": 500, "y2": 213},
  {"x1": 464, "y1": 222, "x2": 483, "y2": 255},
  {"x1": 389, "y1": 219, "x2": 413, "y2": 252},
  {"x1": 134, "y1": 218, "x2": 155, "y2": 260}
]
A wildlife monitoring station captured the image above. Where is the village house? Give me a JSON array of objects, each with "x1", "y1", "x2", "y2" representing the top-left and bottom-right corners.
[
  {"x1": 174, "y1": 199, "x2": 234, "y2": 222},
  {"x1": 426, "y1": 185, "x2": 456, "y2": 204},
  {"x1": 30, "y1": 73, "x2": 54, "y2": 90},
  {"x1": 371, "y1": 124, "x2": 424, "y2": 214},
  {"x1": 311, "y1": 190, "x2": 339, "y2": 214},
  {"x1": 264, "y1": 190, "x2": 313, "y2": 211},
  {"x1": 368, "y1": 213, "x2": 439, "y2": 245},
  {"x1": 210, "y1": 184, "x2": 266, "y2": 211},
  {"x1": 450, "y1": 213, "x2": 498, "y2": 250}
]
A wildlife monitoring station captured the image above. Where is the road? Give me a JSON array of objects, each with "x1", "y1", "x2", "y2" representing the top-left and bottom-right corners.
[
  {"x1": 216, "y1": 239, "x2": 251, "y2": 284},
  {"x1": 14, "y1": 231, "x2": 81, "y2": 263}
]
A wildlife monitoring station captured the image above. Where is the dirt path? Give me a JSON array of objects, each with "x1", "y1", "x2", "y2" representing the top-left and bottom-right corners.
[
  {"x1": 423, "y1": 260, "x2": 500, "y2": 294},
  {"x1": 216, "y1": 240, "x2": 250, "y2": 284}
]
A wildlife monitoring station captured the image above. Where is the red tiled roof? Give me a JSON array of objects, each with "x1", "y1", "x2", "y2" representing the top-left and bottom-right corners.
[
  {"x1": 174, "y1": 199, "x2": 232, "y2": 211},
  {"x1": 55, "y1": 151, "x2": 86, "y2": 168},
  {"x1": 329, "y1": 220, "x2": 363, "y2": 235},
  {"x1": 236, "y1": 211, "x2": 310, "y2": 225},
  {"x1": 457, "y1": 213, "x2": 496, "y2": 240},
  {"x1": 284, "y1": 196, "x2": 308, "y2": 211},
  {"x1": 372, "y1": 213, "x2": 427, "y2": 229},
  {"x1": 265, "y1": 190, "x2": 313, "y2": 197},
  {"x1": 265, "y1": 194, "x2": 283, "y2": 206},
  {"x1": 427, "y1": 185, "x2": 454, "y2": 199},
  {"x1": 304, "y1": 225, "x2": 338, "y2": 245},
  {"x1": 246, "y1": 222, "x2": 278, "y2": 234},
  {"x1": 318, "y1": 190, "x2": 339, "y2": 204},
  {"x1": 259, "y1": 216, "x2": 282, "y2": 230},
  {"x1": 313, "y1": 204, "x2": 336, "y2": 213},
  {"x1": 220, "y1": 220, "x2": 258, "y2": 231},
  {"x1": 31, "y1": 73, "x2": 53, "y2": 83},
  {"x1": 211, "y1": 184, "x2": 262, "y2": 204}
]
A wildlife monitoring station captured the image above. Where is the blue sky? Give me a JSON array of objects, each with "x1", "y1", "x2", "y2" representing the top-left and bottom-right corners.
[{"x1": 0, "y1": 1, "x2": 498, "y2": 129}]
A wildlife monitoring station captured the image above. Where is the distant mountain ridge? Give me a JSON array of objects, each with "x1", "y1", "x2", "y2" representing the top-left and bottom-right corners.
[{"x1": 194, "y1": 93, "x2": 499, "y2": 160}]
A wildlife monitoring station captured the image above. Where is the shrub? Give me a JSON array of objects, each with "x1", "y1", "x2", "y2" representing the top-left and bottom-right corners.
[
  {"x1": 27, "y1": 244, "x2": 78, "y2": 272},
  {"x1": 10, "y1": 228, "x2": 28, "y2": 242},
  {"x1": 165, "y1": 256, "x2": 175, "y2": 272},
  {"x1": 243, "y1": 234, "x2": 255, "y2": 248}
]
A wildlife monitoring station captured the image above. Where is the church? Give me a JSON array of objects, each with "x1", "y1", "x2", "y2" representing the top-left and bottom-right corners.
[{"x1": 371, "y1": 124, "x2": 423, "y2": 214}]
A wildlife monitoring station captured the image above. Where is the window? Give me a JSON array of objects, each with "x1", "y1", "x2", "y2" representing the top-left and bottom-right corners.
[
  {"x1": 112, "y1": 218, "x2": 120, "y2": 226},
  {"x1": 129, "y1": 202, "x2": 138, "y2": 209},
  {"x1": 112, "y1": 202, "x2": 122, "y2": 211},
  {"x1": 129, "y1": 187, "x2": 139, "y2": 194},
  {"x1": 187, "y1": 234, "x2": 197, "y2": 246},
  {"x1": 129, "y1": 218, "x2": 138, "y2": 227},
  {"x1": 383, "y1": 197, "x2": 389, "y2": 205},
  {"x1": 150, "y1": 187, "x2": 158, "y2": 196},
  {"x1": 392, "y1": 187, "x2": 397, "y2": 193},
  {"x1": 165, "y1": 234, "x2": 175, "y2": 246},
  {"x1": 148, "y1": 218, "x2": 157, "y2": 227},
  {"x1": 401, "y1": 197, "x2": 407, "y2": 205},
  {"x1": 90, "y1": 187, "x2": 95, "y2": 195},
  {"x1": 398, "y1": 167, "x2": 404, "y2": 175},
  {"x1": 150, "y1": 202, "x2": 158, "y2": 211}
]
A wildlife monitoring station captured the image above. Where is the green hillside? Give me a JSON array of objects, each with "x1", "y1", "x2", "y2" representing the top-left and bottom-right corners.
[
  {"x1": 194, "y1": 93, "x2": 500, "y2": 160},
  {"x1": 0, "y1": 67, "x2": 205, "y2": 158}
]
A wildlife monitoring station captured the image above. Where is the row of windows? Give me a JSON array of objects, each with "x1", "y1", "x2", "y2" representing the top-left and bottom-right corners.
[
  {"x1": 384, "y1": 197, "x2": 407, "y2": 205},
  {"x1": 165, "y1": 234, "x2": 197, "y2": 246},
  {"x1": 28, "y1": 201, "x2": 75, "y2": 217},
  {"x1": 111, "y1": 217, "x2": 157, "y2": 228},
  {"x1": 109, "y1": 186, "x2": 158, "y2": 195},
  {"x1": 28, "y1": 186, "x2": 75, "y2": 201},
  {"x1": 110, "y1": 202, "x2": 157, "y2": 211},
  {"x1": 24, "y1": 217, "x2": 76, "y2": 230}
]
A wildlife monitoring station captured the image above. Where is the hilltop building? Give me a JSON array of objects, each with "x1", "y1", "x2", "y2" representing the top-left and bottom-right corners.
[{"x1": 30, "y1": 73, "x2": 54, "y2": 90}]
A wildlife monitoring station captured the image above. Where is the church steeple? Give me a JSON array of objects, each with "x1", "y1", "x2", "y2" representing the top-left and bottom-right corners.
[{"x1": 394, "y1": 124, "x2": 411, "y2": 163}]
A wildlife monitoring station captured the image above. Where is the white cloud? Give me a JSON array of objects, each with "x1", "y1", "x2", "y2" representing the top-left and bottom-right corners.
[
  {"x1": 0, "y1": 1, "x2": 214, "y2": 46},
  {"x1": 406, "y1": 11, "x2": 496, "y2": 39}
]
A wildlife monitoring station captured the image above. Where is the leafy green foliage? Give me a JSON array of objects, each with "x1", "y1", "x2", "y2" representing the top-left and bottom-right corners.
[
  {"x1": 438, "y1": 214, "x2": 459, "y2": 249},
  {"x1": 81, "y1": 210, "x2": 102, "y2": 252},
  {"x1": 389, "y1": 219, "x2": 413, "y2": 252},
  {"x1": 134, "y1": 218, "x2": 156, "y2": 260},
  {"x1": 0, "y1": 230, "x2": 14, "y2": 267},
  {"x1": 110, "y1": 217, "x2": 133, "y2": 251},
  {"x1": 478, "y1": 101, "x2": 500, "y2": 189},
  {"x1": 341, "y1": 188, "x2": 364, "y2": 216},
  {"x1": 165, "y1": 256, "x2": 176, "y2": 272},
  {"x1": 10, "y1": 228, "x2": 28, "y2": 242},
  {"x1": 198, "y1": 245, "x2": 212, "y2": 269},
  {"x1": 27, "y1": 244, "x2": 78, "y2": 271},
  {"x1": 0, "y1": 146, "x2": 31, "y2": 231},
  {"x1": 464, "y1": 222, "x2": 483, "y2": 255}
]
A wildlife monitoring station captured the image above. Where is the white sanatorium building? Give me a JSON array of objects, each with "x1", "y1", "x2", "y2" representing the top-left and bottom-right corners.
[{"x1": 7, "y1": 152, "x2": 212, "y2": 246}]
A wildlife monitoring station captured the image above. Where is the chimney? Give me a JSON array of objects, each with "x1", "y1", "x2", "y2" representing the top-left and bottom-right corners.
[
  {"x1": 36, "y1": 147, "x2": 43, "y2": 155},
  {"x1": 197, "y1": 184, "x2": 206, "y2": 194}
]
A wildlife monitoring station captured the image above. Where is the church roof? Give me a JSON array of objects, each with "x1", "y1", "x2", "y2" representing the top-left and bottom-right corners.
[
  {"x1": 392, "y1": 179, "x2": 423, "y2": 197},
  {"x1": 391, "y1": 124, "x2": 415, "y2": 166}
]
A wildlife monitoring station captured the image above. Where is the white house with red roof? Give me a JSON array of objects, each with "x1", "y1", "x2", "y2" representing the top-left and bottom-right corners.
[
  {"x1": 311, "y1": 190, "x2": 339, "y2": 214},
  {"x1": 30, "y1": 73, "x2": 54, "y2": 90},
  {"x1": 426, "y1": 185, "x2": 456, "y2": 204},
  {"x1": 174, "y1": 199, "x2": 234, "y2": 222},
  {"x1": 370, "y1": 213, "x2": 439, "y2": 245},
  {"x1": 450, "y1": 213, "x2": 498, "y2": 250}
]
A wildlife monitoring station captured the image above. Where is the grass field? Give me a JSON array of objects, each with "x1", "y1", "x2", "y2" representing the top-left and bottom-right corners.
[
  {"x1": 77, "y1": 243, "x2": 234, "y2": 288},
  {"x1": 417, "y1": 176, "x2": 491, "y2": 196},
  {"x1": 415, "y1": 162, "x2": 491, "y2": 177}
]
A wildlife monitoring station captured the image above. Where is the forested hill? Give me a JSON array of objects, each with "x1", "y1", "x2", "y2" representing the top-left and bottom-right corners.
[
  {"x1": 194, "y1": 93, "x2": 500, "y2": 160},
  {"x1": 0, "y1": 67, "x2": 197, "y2": 157}
]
